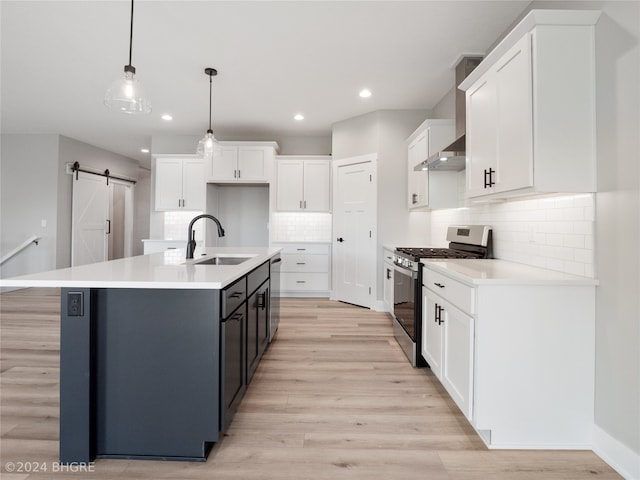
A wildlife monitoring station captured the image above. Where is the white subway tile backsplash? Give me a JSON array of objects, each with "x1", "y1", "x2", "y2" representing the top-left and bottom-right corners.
[
  {"x1": 163, "y1": 211, "x2": 204, "y2": 241},
  {"x1": 271, "y1": 212, "x2": 332, "y2": 243},
  {"x1": 430, "y1": 194, "x2": 595, "y2": 278}
]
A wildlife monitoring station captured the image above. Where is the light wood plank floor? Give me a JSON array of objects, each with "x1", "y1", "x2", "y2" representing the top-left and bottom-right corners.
[{"x1": 0, "y1": 289, "x2": 621, "y2": 479}]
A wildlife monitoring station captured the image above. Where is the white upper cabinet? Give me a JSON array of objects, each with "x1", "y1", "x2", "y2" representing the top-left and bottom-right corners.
[
  {"x1": 406, "y1": 119, "x2": 455, "y2": 210},
  {"x1": 461, "y1": 9, "x2": 600, "y2": 200},
  {"x1": 155, "y1": 156, "x2": 205, "y2": 211},
  {"x1": 208, "y1": 142, "x2": 278, "y2": 183},
  {"x1": 276, "y1": 156, "x2": 331, "y2": 212}
]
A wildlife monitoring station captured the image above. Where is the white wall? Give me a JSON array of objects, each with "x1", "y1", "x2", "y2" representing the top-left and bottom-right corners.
[
  {"x1": 332, "y1": 109, "x2": 431, "y2": 301},
  {"x1": 1, "y1": 134, "x2": 145, "y2": 282},
  {"x1": 206, "y1": 184, "x2": 270, "y2": 248},
  {"x1": 274, "y1": 135, "x2": 331, "y2": 155},
  {"x1": 533, "y1": 3, "x2": 639, "y2": 476},
  {"x1": 132, "y1": 167, "x2": 151, "y2": 256},
  {"x1": 1, "y1": 134, "x2": 60, "y2": 281}
]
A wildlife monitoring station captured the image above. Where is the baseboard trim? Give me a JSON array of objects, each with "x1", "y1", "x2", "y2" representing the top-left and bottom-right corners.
[{"x1": 592, "y1": 424, "x2": 640, "y2": 480}]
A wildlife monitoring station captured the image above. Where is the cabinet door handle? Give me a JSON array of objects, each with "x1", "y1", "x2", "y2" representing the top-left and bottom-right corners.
[
  {"x1": 299, "y1": 200, "x2": 303, "y2": 209},
  {"x1": 303, "y1": 200, "x2": 307, "y2": 209},
  {"x1": 231, "y1": 313, "x2": 242, "y2": 322},
  {"x1": 257, "y1": 291, "x2": 267, "y2": 310},
  {"x1": 234, "y1": 170, "x2": 237, "y2": 178},
  {"x1": 238, "y1": 170, "x2": 241, "y2": 179},
  {"x1": 412, "y1": 193, "x2": 419, "y2": 204},
  {"x1": 386, "y1": 268, "x2": 391, "y2": 280},
  {"x1": 106, "y1": 219, "x2": 111, "y2": 235},
  {"x1": 484, "y1": 168, "x2": 496, "y2": 188},
  {"x1": 434, "y1": 282, "x2": 445, "y2": 288},
  {"x1": 436, "y1": 303, "x2": 444, "y2": 325}
]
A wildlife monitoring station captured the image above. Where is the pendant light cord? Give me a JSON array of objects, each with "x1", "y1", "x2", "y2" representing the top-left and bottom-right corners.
[
  {"x1": 128, "y1": 0, "x2": 134, "y2": 67},
  {"x1": 208, "y1": 73, "x2": 213, "y2": 132}
]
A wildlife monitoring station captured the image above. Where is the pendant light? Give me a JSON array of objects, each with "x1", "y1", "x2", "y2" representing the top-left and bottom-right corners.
[
  {"x1": 196, "y1": 68, "x2": 218, "y2": 158},
  {"x1": 104, "y1": 0, "x2": 151, "y2": 114}
]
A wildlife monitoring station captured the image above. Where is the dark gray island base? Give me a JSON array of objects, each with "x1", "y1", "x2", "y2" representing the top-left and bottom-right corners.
[{"x1": 59, "y1": 260, "x2": 274, "y2": 463}]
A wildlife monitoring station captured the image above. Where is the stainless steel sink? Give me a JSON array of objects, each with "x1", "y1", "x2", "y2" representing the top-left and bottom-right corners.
[{"x1": 193, "y1": 256, "x2": 253, "y2": 266}]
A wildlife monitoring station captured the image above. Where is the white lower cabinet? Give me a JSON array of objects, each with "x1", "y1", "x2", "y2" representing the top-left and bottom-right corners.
[
  {"x1": 421, "y1": 260, "x2": 596, "y2": 449},
  {"x1": 273, "y1": 243, "x2": 330, "y2": 296},
  {"x1": 421, "y1": 287, "x2": 473, "y2": 419},
  {"x1": 382, "y1": 248, "x2": 394, "y2": 313}
]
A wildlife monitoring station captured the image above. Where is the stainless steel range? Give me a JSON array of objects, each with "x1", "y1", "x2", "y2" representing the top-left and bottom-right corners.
[{"x1": 392, "y1": 225, "x2": 493, "y2": 366}]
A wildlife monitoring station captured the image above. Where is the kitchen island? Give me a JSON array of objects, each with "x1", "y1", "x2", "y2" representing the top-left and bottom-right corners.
[{"x1": 0, "y1": 247, "x2": 281, "y2": 463}]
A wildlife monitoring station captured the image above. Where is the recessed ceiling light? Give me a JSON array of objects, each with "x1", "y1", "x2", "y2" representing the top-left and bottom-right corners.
[
  {"x1": 161, "y1": 114, "x2": 173, "y2": 121},
  {"x1": 141, "y1": 148, "x2": 150, "y2": 153},
  {"x1": 294, "y1": 114, "x2": 304, "y2": 121},
  {"x1": 359, "y1": 89, "x2": 372, "y2": 98}
]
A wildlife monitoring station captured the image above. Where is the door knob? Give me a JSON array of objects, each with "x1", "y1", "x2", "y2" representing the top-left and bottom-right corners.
[{"x1": 336, "y1": 237, "x2": 344, "y2": 243}]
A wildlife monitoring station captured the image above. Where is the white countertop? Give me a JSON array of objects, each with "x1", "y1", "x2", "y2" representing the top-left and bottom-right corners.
[
  {"x1": 0, "y1": 247, "x2": 281, "y2": 290},
  {"x1": 421, "y1": 259, "x2": 599, "y2": 286}
]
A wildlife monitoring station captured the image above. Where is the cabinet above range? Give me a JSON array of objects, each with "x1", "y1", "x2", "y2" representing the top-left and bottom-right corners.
[{"x1": 406, "y1": 119, "x2": 460, "y2": 210}]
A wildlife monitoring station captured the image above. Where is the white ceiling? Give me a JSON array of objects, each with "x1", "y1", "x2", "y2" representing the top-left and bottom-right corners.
[{"x1": 1, "y1": 1, "x2": 530, "y2": 167}]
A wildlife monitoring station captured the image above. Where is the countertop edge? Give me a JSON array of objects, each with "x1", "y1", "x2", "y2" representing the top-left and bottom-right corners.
[
  {"x1": 1, "y1": 248, "x2": 282, "y2": 290},
  {"x1": 421, "y1": 259, "x2": 599, "y2": 287}
]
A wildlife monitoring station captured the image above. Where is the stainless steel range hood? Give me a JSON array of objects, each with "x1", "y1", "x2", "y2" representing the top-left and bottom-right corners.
[{"x1": 415, "y1": 56, "x2": 482, "y2": 172}]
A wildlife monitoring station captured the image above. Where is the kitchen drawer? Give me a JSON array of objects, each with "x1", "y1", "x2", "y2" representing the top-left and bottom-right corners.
[
  {"x1": 281, "y1": 272, "x2": 329, "y2": 292},
  {"x1": 276, "y1": 243, "x2": 330, "y2": 255},
  {"x1": 281, "y1": 254, "x2": 329, "y2": 273},
  {"x1": 222, "y1": 277, "x2": 247, "y2": 319},
  {"x1": 424, "y1": 268, "x2": 475, "y2": 315},
  {"x1": 142, "y1": 240, "x2": 185, "y2": 255},
  {"x1": 247, "y1": 261, "x2": 269, "y2": 295}
]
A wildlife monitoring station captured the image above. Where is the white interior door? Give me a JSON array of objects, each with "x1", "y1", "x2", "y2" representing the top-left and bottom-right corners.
[
  {"x1": 332, "y1": 155, "x2": 377, "y2": 308},
  {"x1": 72, "y1": 172, "x2": 109, "y2": 266}
]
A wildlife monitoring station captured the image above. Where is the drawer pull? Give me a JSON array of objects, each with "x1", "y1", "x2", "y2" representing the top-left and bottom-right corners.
[
  {"x1": 296, "y1": 248, "x2": 306, "y2": 251},
  {"x1": 229, "y1": 292, "x2": 243, "y2": 298},
  {"x1": 296, "y1": 280, "x2": 306, "y2": 284},
  {"x1": 434, "y1": 282, "x2": 445, "y2": 288},
  {"x1": 296, "y1": 262, "x2": 306, "y2": 265}
]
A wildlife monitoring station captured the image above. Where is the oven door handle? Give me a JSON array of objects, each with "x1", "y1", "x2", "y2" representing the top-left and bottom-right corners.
[
  {"x1": 393, "y1": 265, "x2": 418, "y2": 281},
  {"x1": 392, "y1": 263, "x2": 419, "y2": 281}
]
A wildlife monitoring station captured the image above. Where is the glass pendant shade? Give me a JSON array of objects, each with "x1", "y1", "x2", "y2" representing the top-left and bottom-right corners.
[
  {"x1": 105, "y1": 68, "x2": 151, "y2": 114},
  {"x1": 197, "y1": 130, "x2": 217, "y2": 158}
]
